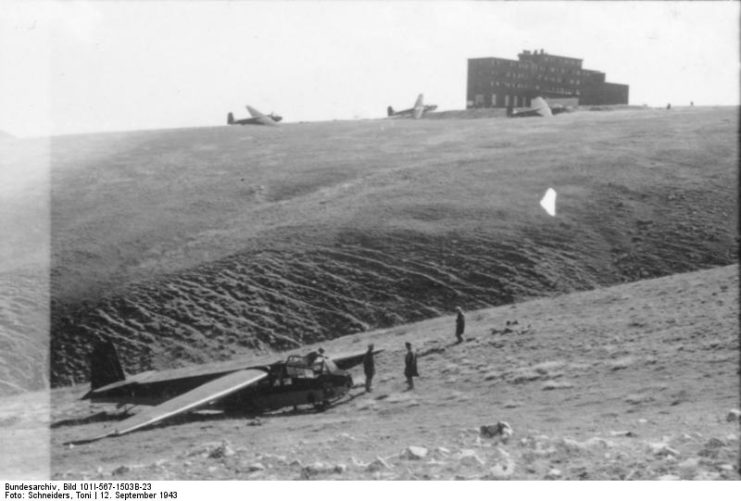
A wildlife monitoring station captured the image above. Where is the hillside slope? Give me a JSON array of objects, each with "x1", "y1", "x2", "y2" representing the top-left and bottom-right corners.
[
  {"x1": 47, "y1": 264, "x2": 739, "y2": 480},
  {"x1": 49, "y1": 107, "x2": 738, "y2": 385},
  {"x1": 2, "y1": 107, "x2": 737, "y2": 391}
]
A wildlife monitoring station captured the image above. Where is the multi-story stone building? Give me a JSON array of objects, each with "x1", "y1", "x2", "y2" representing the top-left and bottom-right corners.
[{"x1": 467, "y1": 49, "x2": 629, "y2": 109}]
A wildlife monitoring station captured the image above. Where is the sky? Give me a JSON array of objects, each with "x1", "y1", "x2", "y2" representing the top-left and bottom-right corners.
[{"x1": 0, "y1": 1, "x2": 738, "y2": 137}]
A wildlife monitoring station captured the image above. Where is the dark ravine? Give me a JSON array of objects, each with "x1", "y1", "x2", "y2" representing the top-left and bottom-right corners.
[{"x1": 51, "y1": 214, "x2": 735, "y2": 386}]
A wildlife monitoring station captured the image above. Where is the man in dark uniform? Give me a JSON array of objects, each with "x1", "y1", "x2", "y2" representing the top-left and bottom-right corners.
[
  {"x1": 363, "y1": 344, "x2": 375, "y2": 392},
  {"x1": 404, "y1": 342, "x2": 418, "y2": 390},
  {"x1": 455, "y1": 307, "x2": 466, "y2": 344}
]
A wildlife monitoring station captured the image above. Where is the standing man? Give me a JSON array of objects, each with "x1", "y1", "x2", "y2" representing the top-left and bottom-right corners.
[
  {"x1": 363, "y1": 344, "x2": 375, "y2": 392},
  {"x1": 404, "y1": 342, "x2": 419, "y2": 390},
  {"x1": 455, "y1": 307, "x2": 466, "y2": 344}
]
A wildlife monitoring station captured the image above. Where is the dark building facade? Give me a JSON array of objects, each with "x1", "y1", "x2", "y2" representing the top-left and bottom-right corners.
[{"x1": 467, "y1": 49, "x2": 629, "y2": 109}]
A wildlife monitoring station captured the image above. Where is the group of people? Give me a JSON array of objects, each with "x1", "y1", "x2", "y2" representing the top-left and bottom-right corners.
[{"x1": 361, "y1": 307, "x2": 466, "y2": 392}]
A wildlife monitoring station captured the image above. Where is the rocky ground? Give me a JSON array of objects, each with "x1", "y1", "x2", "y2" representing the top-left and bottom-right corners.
[{"x1": 45, "y1": 264, "x2": 739, "y2": 480}]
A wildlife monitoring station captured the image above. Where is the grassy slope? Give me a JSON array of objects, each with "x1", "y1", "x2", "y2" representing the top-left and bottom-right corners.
[
  {"x1": 44, "y1": 107, "x2": 738, "y2": 386},
  {"x1": 0, "y1": 106, "x2": 735, "y2": 392},
  {"x1": 48, "y1": 264, "x2": 739, "y2": 480},
  {"x1": 0, "y1": 136, "x2": 49, "y2": 395}
]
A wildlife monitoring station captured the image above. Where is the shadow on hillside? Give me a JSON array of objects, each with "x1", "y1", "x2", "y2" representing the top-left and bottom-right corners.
[{"x1": 51, "y1": 411, "x2": 132, "y2": 429}]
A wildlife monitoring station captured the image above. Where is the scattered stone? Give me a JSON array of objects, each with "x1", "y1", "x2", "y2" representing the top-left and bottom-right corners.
[
  {"x1": 625, "y1": 394, "x2": 653, "y2": 405},
  {"x1": 637, "y1": 419, "x2": 648, "y2": 425},
  {"x1": 677, "y1": 457, "x2": 700, "y2": 479},
  {"x1": 401, "y1": 446, "x2": 428, "y2": 460},
  {"x1": 648, "y1": 442, "x2": 680, "y2": 457},
  {"x1": 704, "y1": 437, "x2": 726, "y2": 448},
  {"x1": 246, "y1": 418, "x2": 262, "y2": 426},
  {"x1": 558, "y1": 437, "x2": 585, "y2": 452},
  {"x1": 510, "y1": 369, "x2": 541, "y2": 384},
  {"x1": 288, "y1": 459, "x2": 303, "y2": 468},
  {"x1": 457, "y1": 449, "x2": 485, "y2": 467},
  {"x1": 258, "y1": 453, "x2": 287, "y2": 465},
  {"x1": 502, "y1": 401, "x2": 520, "y2": 409},
  {"x1": 718, "y1": 464, "x2": 735, "y2": 472},
  {"x1": 545, "y1": 468, "x2": 562, "y2": 480},
  {"x1": 695, "y1": 471, "x2": 721, "y2": 480},
  {"x1": 425, "y1": 459, "x2": 446, "y2": 466},
  {"x1": 487, "y1": 460, "x2": 515, "y2": 480},
  {"x1": 541, "y1": 380, "x2": 574, "y2": 390},
  {"x1": 334, "y1": 463, "x2": 347, "y2": 474},
  {"x1": 480, "y1": 421, "x2": 513, "y2": 442},
  {"x1": 245, "y1": 462, "x2": 266, "y2": 473},
  {"x1": 111, "y1": 465, "x2": 130, "y2": 476},
  {"x1": 584, "y1": 437, "x2": 614, "y2": 449},
  {"x1": 366, "y1": 457, "x2": 392, "y2": 472},
  {"x1": 609, "y1": 430, "x2": 635, "y2": 437},
  {"x1": 434, "y1": 447, "x2": 451, "y2": 456},
  {"x1": 726, "y1": 409, "x2": 741, "y2": 423},
  {"x1": 657, "y1": 474, "x2": 681, "y2": 481},
  {"x1": 609, "y1": 357, "x2": 635, "y2": 371},
  {"x1": 532, "y1": 361, "x2": 566, "y2": 374},
  {"x1": 301, "y1": 461, "x2": 339, "y2": 478},
  {"x1": 208, "y1": 441, "x2": 235, "y2": 459},
  {"x1": 698, "y1": 437, "x2": 726, "y2": 458}
]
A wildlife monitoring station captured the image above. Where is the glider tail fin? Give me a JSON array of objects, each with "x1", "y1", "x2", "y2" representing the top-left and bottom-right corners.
[
  {"x1": 387, "y1": 106, "x2": 394, "y2": 117},
  {"x1": 90, "y1": 338, "x2": 126, "y2": 390},
  {"x1": 227, "y1": 112, "x2": 234, "y2": 125}
]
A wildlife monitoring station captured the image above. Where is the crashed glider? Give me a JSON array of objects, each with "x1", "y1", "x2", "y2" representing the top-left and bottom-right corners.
[{"x1": 75, "y1": 341, "x2": 382, "y2": 442}]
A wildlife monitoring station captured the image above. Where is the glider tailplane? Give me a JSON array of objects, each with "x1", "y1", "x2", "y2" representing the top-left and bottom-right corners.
[
  {"x1": 227, "y1": 112, "x2": 234, "y2": 125},
  {"x1": 387, "y1": 106, "x2": 394, "y2": 117},
  {"x1": 90, "y1": 338, "x2": 126, "y2": 390}
]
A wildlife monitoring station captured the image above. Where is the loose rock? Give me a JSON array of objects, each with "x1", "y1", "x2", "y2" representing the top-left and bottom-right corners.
[
  {"x1": 301, "y1": 462, "x2": 339, "y2": 478},
  {"x1": 208, "y1": 441, "x2": 235, "y2": 459},
  {"x1": 559, "y1": 437, "x2": 585, "y2": 452},
  {"x1": 366, "y1": 457, "x2": 392, "y2": 472},
  {"x1": 726, "y1": 409, "x2": 740, "y2": 423},
  {"x1": 111, "y1": 465, "x2": 130, "y2": 476},
  {"x1": 542, "y1": 380, "x2": 574, "y2": 390},
  {"x1": 480, "y1": 421, "x2": 513, "y2": 442},
  {"x1": 545, "y1": 468, "x2": 562, "y2": 480},
  {"x1": 609, "y1": 430, "x2": 635, "y2": 437},
  {"x1": 583, "y1": 437, "x2": 615, "y2": 449},
  {"x1": 657, "y1": 474, "x2": 681, "y2": 481},
  {"x1": 677, "y1": 457, "x2": 700, "y2": 479},
  {"x1": 648, "y1": 442, "x2": 680, "y2": 457},
  {"x1": 401, "y1": 446, "x2": 428, "y2": 460},
  {"x1": 487, "y1": 461, "x2": 515, "y2": 480},
  {"x1": 457, "y1": 449, "x2": 485, "y2": 467}
]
